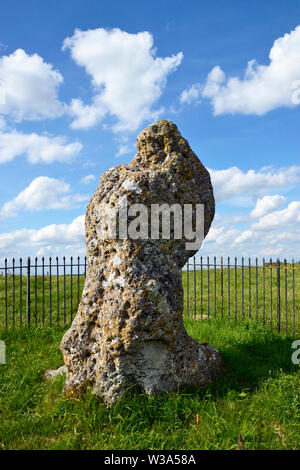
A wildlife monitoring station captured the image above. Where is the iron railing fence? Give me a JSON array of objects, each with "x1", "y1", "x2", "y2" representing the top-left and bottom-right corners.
[
  {"x1": 0, "y1": 256, "x2": 299, "y2": 335},
  {"x1": 183, "y1": 256, "x2": 299, "y2": 336},
  {"x1": 0, "y1": 256, "x2": 87, "y2": 329}
]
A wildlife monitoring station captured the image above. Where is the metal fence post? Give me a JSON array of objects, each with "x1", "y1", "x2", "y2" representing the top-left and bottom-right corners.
[
  {"x1": 263, "y1": 257, "x2": 265, "y2": 325},
  {"x1": 42, "y1": 257, "x2": 45, "y2": 325},
  {"x1": 70, "y1": 256, "x2": 73, "y2": 321},
  {"x1": 0, "y1": 255, "x2": 298, "y2": 334},
  {"x1": 26, "y1": 256, "x2": 31, "y2": 325},
  {"x1": 207, "y1": 256, "x2": 210, "y2": 318},
  {"x1": 255, "y1": 257, "x2": 258, "y2": 320},
  {"x1": 234, "y1": 257, "x2": 237, "y2": 321},
  {"x1": 193, "y1": 256, "x2": 196, "y2": 319},
  {"x1": 241, "y1": 257, "x2": 244, "y2": 317},
  {"x1": 186, "y1": 258, "x2": 189, "y2": 318},
  {"x1": 270, "y1": 258, "x2": 273, "y2": 330},
  {"x1": 5, "y1": 258, "x2": 8, "y2": 329},
  {"x1": 63, "y1": 256, "x2": 66, "y2": 325},
  {"x1": 20, "y1": 258, "x2": 23, "y2": 327},
  {"x1": 248, "y1": 257, "x2": 251, "y2": 318},
  {"x1": 214, "y1": 256, "x2": 217, "y2": 318},
  {"x1": 277, "y1": 258, "x2": 281, "y2": 333},
  {"x1": 12, "y1": 258, "x2": 15, "y2": 327},
  {"x1": 228, "y1": 256, "x2": 230, "y2": 318},
  {"x1": 221, "y1": 256, "x2": 223, "y2": 317},
  {"x1": 292, "y1": 259, "x2": 295, "y2": 335},
  {"x1": 56, "y1": 256, "x2": 59, "y2": 324},
  {"x1": 49, "y1": 257, "x2": 52, "y2": 326},
  {"x1": 200, "y1": 256, "x2": 203, "y2": 318},
  {"x1": 284, "y1": 258, "x2": 287, "y2": 334},
  {"x1": 34, "y1": 257, "x2": 38, "y2": 325}
]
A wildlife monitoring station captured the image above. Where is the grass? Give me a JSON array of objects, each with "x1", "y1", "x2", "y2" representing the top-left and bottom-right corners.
[
  {"x1": 0, "y1": 263, "x2": 299, "y2": 335},
  {"x1": 0, "y1": 273, "x2": 85, "y2": 329},
  {"x1": 0, "y1": 317, "x2": 299, "y2": 450},
  {"x1": 182, "y1": 264, "x2": 300, "y2": 336}
]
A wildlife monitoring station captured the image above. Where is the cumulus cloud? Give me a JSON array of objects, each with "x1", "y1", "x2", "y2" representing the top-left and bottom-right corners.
[
  {"x1": 0, "y1": 215, "x2": 85, "y2": 260},
  {"x1": 252, "y1": 201, "x2": 300, "y2": 231},
  {"x1": 180, "y1": 83, "x2": 202, "y2": 105},
  {"x1": 209, "y1": 165, "x2": 300, "y2": 203},
  {"x1": 201, "y1": 205, "x2": 300, "y2": 260},
  {"x1": 0, "y1": 116, "x2": 6, "y2": 129},
  {"x1": 31, "y1": 215, "x2": 85, "y2": 245},
  {"x1": 228, "y1": 200, "x2": 300, "y2": 261},
  {"x1": 0, "y1": 48, "x2": 65, "y2": 121},
  {"x1": 233, "y1": 230, "x2": 254, "y2": 245},
  {"x1": 80, "y1": 174, "x2": 96, "y2": 185},
  {"x1": 1, "y1": 202, "x2": 299, "y2": 262},
  {"x1": 67, "y1": 95, "x2": 106, "y2": 130},
  {"x1": 115, "y1": 135, "x2": 136, "y2": 157},
  {"x1": 232, "y1": 225, "x2": 300, "y2": 254},
  {"x1": 0, "y1": 128, "x2": 82, "y2": 164},
  {"x1": 0, "y1": 177, "x2": 88, "y2": 219},
  {"x1": 116, "y1": 143, "x2": 134, "y2": 157},
  {"x1": 63, "y1": 27, "x2": 183, "y2": 132},
  {"x1": 250, "y1": 195, "x2": 286, "y2": 218},
  {"x1": 181, "y1": 25, "x2": 300, "y2": 115}
]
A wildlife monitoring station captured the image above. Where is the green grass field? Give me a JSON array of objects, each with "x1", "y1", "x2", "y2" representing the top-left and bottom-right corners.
[
  {"x1": 0, "y1": 273, "x2": 85, "y2": 329},
  {"x1": 0, "y1": 264, "x2": 299, "y2": 334},
  {"x1": 182, "y1": 264, "x2": 300, "y2": 336},
  {"x1": 0, "y1": 258, "x2": 299, "y2": 449},
  {"x1": 0, "y1": 318, "x2": 299, "y2": 450}
]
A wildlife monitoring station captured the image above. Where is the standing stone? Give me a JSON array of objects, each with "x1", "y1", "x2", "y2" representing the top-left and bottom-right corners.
[{"x1": 60, "y1": 120, "x2": 224, "y2": 404}]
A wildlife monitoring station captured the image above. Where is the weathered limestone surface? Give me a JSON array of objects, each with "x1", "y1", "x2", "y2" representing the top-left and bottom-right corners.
[{"x1": 60, "y1": 120, "x2": 224, "y2": 404}]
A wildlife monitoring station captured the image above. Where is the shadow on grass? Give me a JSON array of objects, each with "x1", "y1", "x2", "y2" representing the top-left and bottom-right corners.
[
  {"x1": 98, "y1": 326, "x2": 299, "y2": 413},
  {"x1": 192, "y1": 332, "x2": 299, "y2": 399},
  {"x1": 2, "y1": 320, "x2": 297, "y2": 408}
]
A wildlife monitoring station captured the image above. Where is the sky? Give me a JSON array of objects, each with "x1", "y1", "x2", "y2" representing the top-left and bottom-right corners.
[{"x1": 0, "y1": 0, "x2": 300, "y2": 263}]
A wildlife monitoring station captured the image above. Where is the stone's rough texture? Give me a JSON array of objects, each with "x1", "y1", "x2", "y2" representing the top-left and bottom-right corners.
[{"x1": 60, "y1": 120, "x2": 224, "y2": 404}]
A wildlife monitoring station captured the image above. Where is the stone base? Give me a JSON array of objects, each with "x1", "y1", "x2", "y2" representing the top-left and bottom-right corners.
[{"x1": 61, "y1": 331, "x2": 224, "y2": 404}]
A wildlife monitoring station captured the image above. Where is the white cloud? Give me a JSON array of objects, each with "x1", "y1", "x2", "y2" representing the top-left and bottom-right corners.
[
  {"x1": 252, "y1": 201, "x2": 300, "y2": 231},
  {"x1": 0, "y1": 177, "x2": 88, "y2": 219},
  {"x1": 200, "y1": 206, "x2": 300, "y2": 260},
  {"x1": 0, "y1": 48, "x2": 64, "y2": 121},
  {"x1": 204, "y1": 167, "x2": 300, "y2": 257},
  {"x1": 180, "y1": 83, "x2": 202, "y2": 105},
  {"x1": 234, "y1": 230, "x2": 254, "y2": 245},
  {"x1": 182, "y1": 25, "x2": 300, "y2": 115},
  {"x1": 0, "y1": 215, "x2": 85, "y2": 260},
  {"x1": 0, "y1": 78, "x2": 5, "y2": 105},
  {"x1": 116, "y1": 143, "x2": 133, "y2": 157},
  {"x1": 231, "y1": 225, "x2": 300, "y2": 259},
  {"x1": 209, "y1": 165, "x2": 300, "y2": 203},
  {"x1": 115, "y1": 135, "x2": 136, "y2": 157},
  {"x1": 31, "y1": 215, "x2": 84, "y2": 245},
  {"x1": 0, "y1": 129, "x2": 82, "y2": 164},
  {"x1": 1, "y1": 202, "x2": 299, "y2": 262},
  {"x1": 226, "y1": 200, "x2": 300, "y2": 260},
  {"x1": 68, "y1": 95, "x2": 106, "y2": 130},
  {"x1": 0, "y1": 116, "x2": 6, "y2": 129},
  {"x1": 63, "y1": 27, "x2": 183, "y2": 132},
  {"x1": 80, "y1": 174, "x2": 96, "y2": 185},
  {"x1": 250, "y1": 195, "x2": 286, "y2": 218}
]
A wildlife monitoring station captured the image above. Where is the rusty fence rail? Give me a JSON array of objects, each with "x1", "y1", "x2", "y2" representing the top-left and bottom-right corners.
[{"x1": 0, "y1": 255, "x2": 299, "y2": 335}]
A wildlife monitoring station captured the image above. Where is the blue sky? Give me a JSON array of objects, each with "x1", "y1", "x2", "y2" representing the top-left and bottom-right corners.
[{"x1": 0, "y1": 0, "x2": 300, "y2": 261}]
